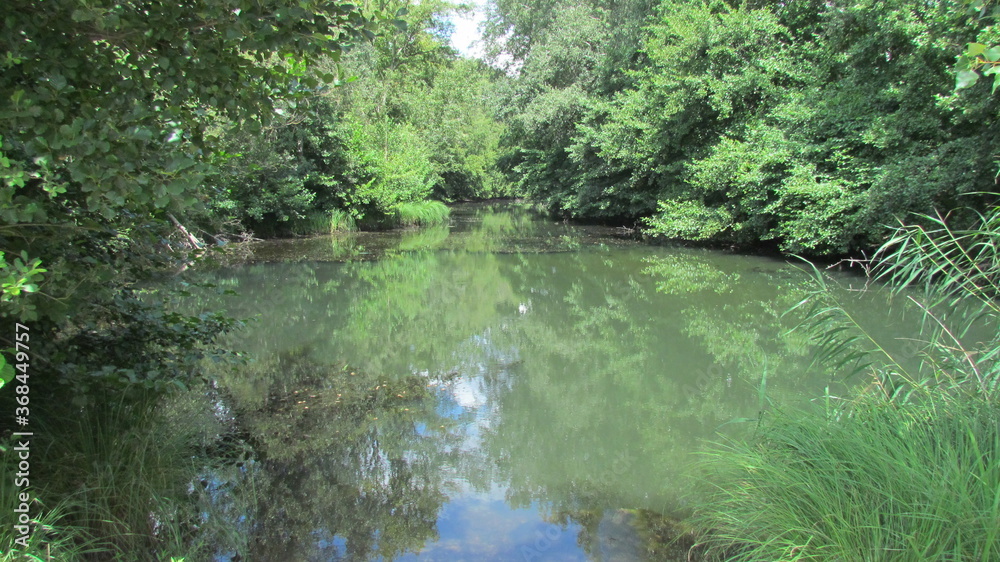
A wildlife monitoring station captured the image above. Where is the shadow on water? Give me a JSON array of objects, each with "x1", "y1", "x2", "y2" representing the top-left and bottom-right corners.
[{"x1": 172, "y1": 202, "x2": 920, "y2": 561}]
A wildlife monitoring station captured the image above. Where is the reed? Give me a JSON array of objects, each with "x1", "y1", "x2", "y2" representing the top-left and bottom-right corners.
[
  {"x1": 694, "y1": 395, "x2": 1000, "y2": 560},
  {"x1": 0, "y1": 387, "x2": 247, "y2": 560},
  {"x1": 694, "y1": 198, "x2": 1000, "y2": 560}
]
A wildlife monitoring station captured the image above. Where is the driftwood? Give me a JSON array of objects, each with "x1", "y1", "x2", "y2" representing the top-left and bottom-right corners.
[{"x1": 167, "y1": 213, "x2": 204, "y2": 250}]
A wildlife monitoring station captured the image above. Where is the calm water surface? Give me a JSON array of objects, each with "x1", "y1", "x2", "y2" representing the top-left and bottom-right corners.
[{"x1": 184, "y1": 203, "x2": 912, "y2": 561}]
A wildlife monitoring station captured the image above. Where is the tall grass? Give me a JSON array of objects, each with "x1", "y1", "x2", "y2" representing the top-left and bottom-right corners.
[
  {"x1": 0, "y1": 387, "x2": 248, "y2": 560},
  {"x1": 693, "y1": 198, "x2": 1000, "y2": 561},
  {"x1": 37, "y1": 393, "x2": 192, "y2": 558},
  {"x1": 288, "y1": 211, "x2": 330, "y2": 236},
  {"x1": 695, "y1": 397, "x2": 1000, "y2": 560},
  {"x1": 323, "y1": 201, "x2": 448, "y2": 232},
  {"x1": 392, "y1": 200, "x2": 450, "y2": 228},
  {"x1": 288, "y1": 209, "x2": 359, "y2": 235},
  {"x1": 0, "y1": 454, "x2": 99, "y2": 561},
  {"x1": 328, "y1": 208, "x2": 357, "y2": 233}
]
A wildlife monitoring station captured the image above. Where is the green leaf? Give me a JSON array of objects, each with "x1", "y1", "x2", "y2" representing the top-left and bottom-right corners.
[
  {"x1": 966, "y1": 43, "x2": 988, "y2": 58},
  {"x1": 986, "y1": 47, "x2": 1000, "y2": 62},
  {"x1": 70, "y1": 8, "x2": 95, "y2": 22},
  {"x1": 956, "y1": 69, "x2": 980, "y2": 90},
  {"x1": 165, "y1": 179, "x2": 187, "y2": 195}
]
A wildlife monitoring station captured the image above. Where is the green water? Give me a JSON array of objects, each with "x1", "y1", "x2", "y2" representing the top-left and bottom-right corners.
[{"x1": 182, "y1": 202, "x2": 914, "y2": 561}]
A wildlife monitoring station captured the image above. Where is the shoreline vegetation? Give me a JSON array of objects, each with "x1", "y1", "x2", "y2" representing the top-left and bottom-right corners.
[
  {"x1": 1, "y1": 0, "x2": 998, "y2": 559},
  {"x1": 690, "y1": 204, "x2": 1000, "y2": 560}
]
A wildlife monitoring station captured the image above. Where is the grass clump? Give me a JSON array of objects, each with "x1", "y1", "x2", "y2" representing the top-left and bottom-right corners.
[
  {"x1": 334, "y1": 200, "x2": 449, "y2": 231},
  {"x1": 288, "y1": 211, "x2": 330, "y2": 236},
  {"x1": 693, "y1": 197, "x2": 1000, "y2": 561},
  {"x1": 695, "y1": 396, "x2": 1000, "y2": 560},
  {"x1": 328, "y1": 208, "x2": 358, "y2": 233},
  {"x1": 0, "y1": 457, "x2": 99, "y2": 562},
  {"x1": 287, "y1": 209, "x2": 358, "y2": 235},
  {"x1": 392, "y1": 200, "x2": 450, "y2": 228}
]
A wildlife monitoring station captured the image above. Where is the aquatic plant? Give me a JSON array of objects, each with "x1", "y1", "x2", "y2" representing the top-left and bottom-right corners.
[
  {"x1": 695, "y1": 396, "x2": 1000, "y2": 560},
  {"x1": 0, "y1": 387, "x2": 249, "y2": 560},
  {"x1": 392, "y1": 200, "x2": 451, "y2": 228},
  {"x1": 694, "y1": 200, "x2": 1000, "y2": 560}
]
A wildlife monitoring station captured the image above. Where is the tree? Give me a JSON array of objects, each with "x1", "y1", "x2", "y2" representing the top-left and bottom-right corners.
[
  {"x1": 0, "y1": 0, "x2": 389, "y2": 390},
  {"x1": 338, "y1": 0, "x2": 509, "y2": 209},
  {"x1": 206, "y1": 0, "x2": 509, "y2": 233},
  {"x1": 487, "y1": 0, "x2": 1000, "y2": 253},
  {"x1": 484, "y1": 0, "x2": 656, "y2": 219}
]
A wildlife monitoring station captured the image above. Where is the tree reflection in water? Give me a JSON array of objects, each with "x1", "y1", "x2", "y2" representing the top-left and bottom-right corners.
[{"x1": 181, "y1": 203, "x2": 908, "y2": 560}]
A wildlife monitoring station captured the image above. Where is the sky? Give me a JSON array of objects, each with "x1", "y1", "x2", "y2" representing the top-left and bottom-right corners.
[{"x1": 449, "y1": 2, "x2": 487, "y2": 58}]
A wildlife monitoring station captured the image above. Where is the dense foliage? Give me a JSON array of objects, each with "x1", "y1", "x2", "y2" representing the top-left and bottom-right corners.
[
  {"x1": 486, "y1": 0, "x2": 1000, "y2": 254},
  {"x1": 0, "y1": 0, "x2": 397, "y2": 401},
  {"x1": 0, "y1": 0, "x2": 507, "y2": 392},
  {"x1": 208, "y1": 0, "x2": 508, "y2": 235},
  {"x1": 0, "y1": 2, "x2": 404, "y2": 558},
  {"x1": 2, "y1": 0, "x2": 1000, "y2": 557}
]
